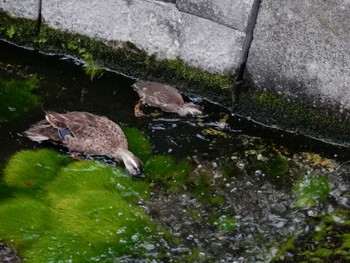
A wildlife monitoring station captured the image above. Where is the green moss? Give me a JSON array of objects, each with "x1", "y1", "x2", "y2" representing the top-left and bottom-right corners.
[
  {"x1": 237, "y1": 90, "x2": 350, "y2": 146},
  {"x1": 193, "y1": 172, "x2": 212, "y2": 202},
  {"x1": 144, "y1": 155, "x2": 192, "y2": 193},
  {"x1": 0, "y1": 149, "x2": 159, "y2": 261},
  {"x1": 213, "y1": 215, "x2": 237, "y2": 231},
  {"x1": 177, "y1": 247, "x2": 209, "y2": 262},
  {"x1": 0, "y1": 75, "x2": 41, "y2": 122},
  {"x1": 0, "y1": 13, "x2": 37, "y2": 44},
  {"x1": 273, "y1": 210, "x2": 350, "y2": 262},
  {"x1": 211, "y1": 196, "x2": 225, "y2": 206},
  {"x1": 0, "y1": 196, "x2": 51, "y2": 247},
  {"x1": 293, "y1": 176, "x2": 330, "y2": 208},
  {"x1": 50, "y1": 189, "x2": 153, "y2": 246},
  {"x1": 266, "y1": 155, "x2": 289, "y2": 177},
  {"x1": 46, "y1": 161, "x2": 150, "y2": 202},
  {"x1": 121, "y1": 126, "x2": 153, "y2": 163},
  {"x1": 273, "y1": 235, "x2": 297, "y2": 260},
  {"x1": 158, "y1": 59, "x2": 233, "y2": 89},
  {"x1": 3, "y1": 149, "x2": 72, "y2": 192}
]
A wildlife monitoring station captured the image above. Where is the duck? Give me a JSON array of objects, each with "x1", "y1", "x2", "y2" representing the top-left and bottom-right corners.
[
  {"x1": 133, "y1": 81, "x2": 203, "y2": 117},
  {"x1": 24, "y1": 111, "x2": 143, "y2": 177}
]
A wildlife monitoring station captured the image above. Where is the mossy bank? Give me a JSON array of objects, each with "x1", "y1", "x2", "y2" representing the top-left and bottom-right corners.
[
  {"x1": 0, "y1": 10, "x2": 233, "y2": 106},
  {"x1": 235, "y1": 85, "x2": 350, "y2": 147},
  {"x1": 2, "y1": 10, "x2": 350, "y2": 146}
]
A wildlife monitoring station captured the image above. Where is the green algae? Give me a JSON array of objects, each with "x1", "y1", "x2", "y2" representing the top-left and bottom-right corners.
[
  {"x1": 4, "y1": 149, "x2": 72, "y2": 192},
  {"x1": 144, "y1": 155, "x2": 192, "y2": 193},
  {"x1": 0, "y1": 196, "x2": 51, "y2": 247},
  {"x1": 265, "y1": 155, "x2": 289, "y2": 177},
  {"x1": 46, "y1": 161, "x2": 150, "y2": 202},
  {"x1": 121, "y1": 126, "x2": 153, "y2": 163},
  {"x1": 212, "y1": 215, "x2": 237, "y2": 232},
  {"x1": 293, "y1": 176, "x2": 330, "y2": 208},
  {"x1": 0, "y1": 75, "x2": 41, "y2": 122},
  {"x1": 237, "y1": 89, "x2": 350, "y2": 146},
  {"x1": 50, "y1": 189, "x2": 153, "y2": 245},
  {"x1": 194, "y1": 172, "x2": 212, "y2": 202},
  {"x1": 0, "y1": 149, "x2": 158, "y2": 262},
  {"x1": 273, "y1": 210, "x2": 350, "y2": 262}
]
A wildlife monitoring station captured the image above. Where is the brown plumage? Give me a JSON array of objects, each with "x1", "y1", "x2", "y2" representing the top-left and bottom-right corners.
[
  {"x1": 133, "y1": 81, "x2": 203, "y2": 117},
  {"x1": 24, "y1": 111, "x2": 143, "y2": 176}
]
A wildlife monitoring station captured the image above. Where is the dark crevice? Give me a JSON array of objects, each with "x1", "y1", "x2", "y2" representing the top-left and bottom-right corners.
[
  {"x1": 34, "y1": 0, "x2": 42, "y2": 39},
  {"x1": 232, "y1": 0, "x2": 262, "y2": 108}
]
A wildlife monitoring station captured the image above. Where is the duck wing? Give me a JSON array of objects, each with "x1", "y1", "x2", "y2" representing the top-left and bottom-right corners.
[
  {"x1": 24, "y1": 118, "x2": 61, "y2": 142},
  {"x1": 45, "y1": 111, "x2": 99, "y2": 138}
]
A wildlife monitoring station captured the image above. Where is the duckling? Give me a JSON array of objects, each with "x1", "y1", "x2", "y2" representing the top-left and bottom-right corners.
[
  {"x1": 24, "y1": 111, "x2": 143, "y2": 177},
  {"x1": 133, "y1": 81, "x2": 203, "y2": 117}
]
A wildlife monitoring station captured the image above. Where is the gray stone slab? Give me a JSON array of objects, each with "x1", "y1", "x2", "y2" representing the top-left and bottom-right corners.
[
  {"x1": 176, "y1": 0, "x2": 255, "y2": 32},
  {"x1": 179, "y1": 12, "x2": 245, "y2": 75},
  {"x1": 246, "y1": 0, "x2": 350, "y2": 108},
  {"x1": 0, "y1": 0, "x2": 39, "y2": 20},
  {"x1": 41, "y1": 0, "x2": 245, "y2": 74},
  {"x1": 129, "y1": 0, "x2": 181, "y2": 59},
  {"x1": 42, "y1": 0, "x2": 181, "y2": 59},
  {"x1": 42, "y1": 0, "x2": 130, "y2": 42}
]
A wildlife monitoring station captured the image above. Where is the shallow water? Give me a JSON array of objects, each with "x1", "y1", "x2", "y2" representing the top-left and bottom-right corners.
[{"x1": 1, "y1": 40, "x2": 350, "y2": 262}]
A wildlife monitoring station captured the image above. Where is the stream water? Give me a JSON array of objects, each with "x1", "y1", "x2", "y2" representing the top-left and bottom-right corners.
[{"x1": 1, "y1": 40, "x2": 350, "y2": 262}]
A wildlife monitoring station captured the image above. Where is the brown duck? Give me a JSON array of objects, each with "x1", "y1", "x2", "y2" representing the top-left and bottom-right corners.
[
  {"x1": 24, "y1": 111, "x2": 143, "y2": 176},
  {"x1": 133, "y1": 81, "x2": 203, "y2": 117}
]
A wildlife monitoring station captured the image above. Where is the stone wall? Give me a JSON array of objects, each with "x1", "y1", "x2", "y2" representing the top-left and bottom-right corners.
[
  {"x1": 246, "y1": 0, "x2": 350, "y2": 110},
  {"x1": 0, "y1": 0, "x2": 254, "y2": 75}
]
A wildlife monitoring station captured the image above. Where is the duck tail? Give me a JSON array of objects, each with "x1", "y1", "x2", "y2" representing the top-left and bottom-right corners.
[{"x1": 24, "y1": 119, "x2": 61, "y2": 142}]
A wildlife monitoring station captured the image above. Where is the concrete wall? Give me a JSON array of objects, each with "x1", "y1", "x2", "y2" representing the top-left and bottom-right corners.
[
  {"x1": 246, "y1": 0, "x2": 350, "y2": 110},
  {"x1": 0, "y1": 0, "x2": 253, "y2": 75}
]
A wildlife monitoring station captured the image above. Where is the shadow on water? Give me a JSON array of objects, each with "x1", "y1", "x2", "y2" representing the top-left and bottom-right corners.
[{"x1": 1, "y1": 40, "x2": 350, "y2": 262}]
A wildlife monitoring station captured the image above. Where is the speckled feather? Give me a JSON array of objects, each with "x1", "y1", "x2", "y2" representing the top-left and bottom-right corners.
[
  {"x1": 25, "y1": 111, "x2": 127, "y2": 156},
  {"x1": 134, "y1": 81, "x2": 184, "y2": 112}
]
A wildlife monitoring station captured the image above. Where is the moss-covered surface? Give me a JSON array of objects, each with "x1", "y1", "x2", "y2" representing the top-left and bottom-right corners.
[
  {"x1": 273, "y1": 210, "x2": 350, "y2": 262},
  {"x1": 144, "y1": 155, "x2": 192, "y2": 193},
  {"x1": 0, "y1": 127, "x2": 204, "y2": 261},
  {"x1": 0, "y1": 10, "x2": 234, "y2": 106},
  {"x1": 0, "y1": 149, "x2": 156, "y2": 262},
  {"x1": 121, "y1": 126, "x2": 153, "y2": 163},
  {"x1": 0, "y1": 75, "x2": 41, "y2": 122},
  {"x1": 293, "y1": 176, "x2": 330, "y2": 208},
  {"x1": 236, "y1": 88, "x2": 350, "y2": 146}
]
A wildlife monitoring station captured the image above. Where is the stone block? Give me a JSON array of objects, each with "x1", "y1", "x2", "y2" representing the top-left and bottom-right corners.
[
  {"x1": 246, "y1": 0, "x2": 350, "y2": 108},
  {"x1": 176, "y1": 0, "x2": 255, "y2": 32},
  {"x1": 179, "y1": 12, "x2": 245, "y2": 74},
  {"x1": 129, "y1": 0, "x2": 181, "y2": 59},
  {"x1": 42, "y1": 0, "x2": 130, "y2": 42},
  {"x1": 0, "y1": 0, "x2": 39, "y2": 20}
]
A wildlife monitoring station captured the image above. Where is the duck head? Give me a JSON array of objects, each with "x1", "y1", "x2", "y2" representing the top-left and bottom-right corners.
[{"x1": 113, "y1": 150, "x2": 144, "y2": 177}]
